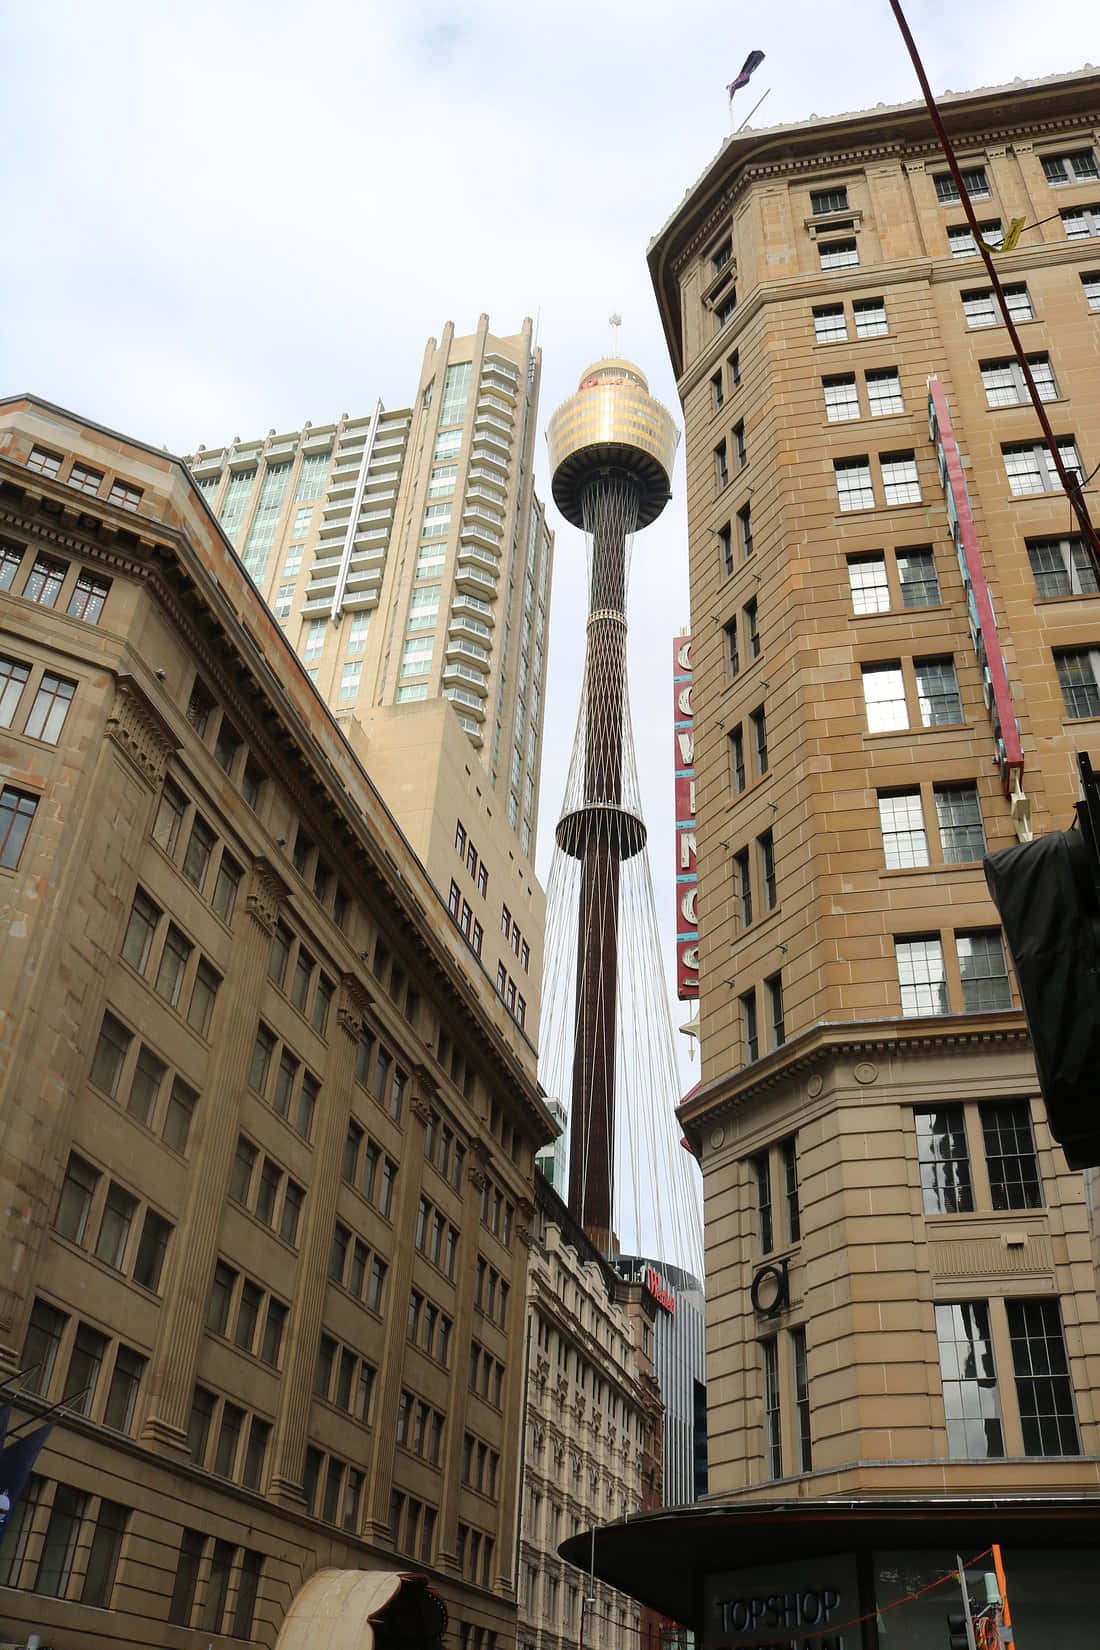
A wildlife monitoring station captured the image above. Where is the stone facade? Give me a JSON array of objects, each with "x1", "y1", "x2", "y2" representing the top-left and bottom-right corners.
[
  {"x1": 646, "y1": 70, "x2": 1100, "y2": 1499},
  {"x1": 0, "y1": 396, "x2": 555, "y2": 1647},
  {"x1": 517, "y1": 1179, "x2": 662, "y2": 1650}
]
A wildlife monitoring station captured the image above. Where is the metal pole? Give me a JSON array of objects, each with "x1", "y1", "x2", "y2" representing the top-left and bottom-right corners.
[
  {"x1": 992, "y1": 1544, "x2": 1015, "y2": 1648},
  {"x1": 886, "y1": 0, "x2": 1100, "y2": 578},
  {"x1": 737, "y1": 88, "x2": 771, "y2": 132},
  {"x1": 956, "y1": 1555, "x2": 978, "y2": 1650}
]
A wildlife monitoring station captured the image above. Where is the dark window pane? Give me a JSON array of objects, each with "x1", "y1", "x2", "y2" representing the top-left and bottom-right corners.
[{"x1": 915, "y1": 1106, "x2": 974, "y2": 1213}]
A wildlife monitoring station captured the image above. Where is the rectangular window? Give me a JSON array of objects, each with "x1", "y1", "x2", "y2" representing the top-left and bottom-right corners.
[
  {"x1": 66, "y1": 569, "x2": 111, "y2": 623},
  {"x1": 792, "y1": 1325, "x2": 812, "y2": 1472},
  {"x1": 963, "y1": 284, "x2": 1032, "y2": 328},
  {"x1": 1043, "y1": 148, "x2": 1099, "y2": 185},
  {"x1": 155, "y1": 924, "x2": 193, "y2": 1007},
  {"x1": 182, "y1": 815, "x2": 216, "y2": 888},
  {"x1": 762, "y1": 1337, "x2": 782, "y2": 1478},
  {"x1": 982, "y1": 1101, "x2": 1042, "y2": 1210},
  {"x1": 936, "y1": 1301, "x2": 1003, "y2": 1458},
  {"x1": 813, "y1": 304, "x2": 847, "y2": 343},
  {"x1": 1082, "y1": 272, "x2": 1100, "y2": 310},
  {"x1": 133, "y1": 1208, "x2": 172, "y2": 1291},
  {"x1": 981, "y1": 353, "x2": 1057, "y2": 407},
  {"x1": 1055, "y1": 647, "x2": 1100, "y2": 718},
  {"x1": 751, "y1": 706, "x2": 768, "y2": 776},
  {"x1": 56, "y1": 1152, "x2": 100, "y2": 1244},
  {"x1": 718, "y1": 523, "x2": 734, "y2": 575},
  {"x1": 1, "y1": 786, "x2": 40, "y2": 869},
  {"x1": 104, "y1": 1344, "x2": 145, "y2": 1432},
  {"x1": 948, "y1": 219, "x2": 1002, "y2": 256},
  {"x1": 729, "y1": 349, "x2": 741, "y2": 387},
  {"x1": 782, "y1": 1138, "x2": 800, "y2": 1243},
  {"x1": 63, "y1": 1323, "x2": 107, "y2": 1414},
  {"x1": 866, "y1": 368, "x2": 904, "y2": 416},
  {"x1": 729, "y1": 726, "x2": 746, "y2": 794},
  {"x1": 879, "y1": 790, "x2": 929, "y2": 869},
  {"x1": 862, "y1": 663, "x2": 908, "y2": 732},
  {"x1": 847, "y1": 553, "x2": 889, "y2": 614},
  {"x1": 766, "y1": 972, "x2": 785, "y2": 1048},
  {"x1": 819, "y1": 237, "x2": 859, "y2": 270},
  {"x1": 741, "y1": 989, "x2": 759, "y2": 1063},
  {"x1": 1003, "y1": 437, "x2": 1081, "y2": 495},
  {"x1": 95, "y1": 1182, "x2": 137, "y2": 1269},
  {"x1": 916, "y1": 1105, "x2": 973, "y2": 1212},
  {"x1": 823, "y1": 374, "x2": 860, "y2": 422},
  {"x1": 68, "y1": 461, "x2": 103, "y2": 496},
  {"x1": 714, "y1": 441, "x2": 729, "y2": 490},
  {"x1": 725, "y1": 617, "x2": 739, "y2": 678},
  {"x1": 956, "y1": 928, "x2": 1012, "y2": 1011},
  {"x1": 0, "y1": 654, "x2": 30, "y2": 728},
  {"x1": 880, "y1": 451, "x2": 921, "y2": 506},
  {"x1": 26, "y1": 446, "x2": 62, "y2": 477},
  {"x1": 915, "y1": 656, "x2": 962, "y2": 727},
  {"x1": 25, "y1": 555, "x2": 68, "y2": 609},
  {"x1": 122, "y1": 888, "x2": 161, "y2": 972},
  {"x1": 935, "y1": 165, "x2": 990, "y2": 202},
  {"x1": 811, "y1": 186, "x2": 848, "y2": 215},
  {"x1": 897, "y1": 547, "x2": 941, "y2": 608},
  {"x1": 212, "y1": 852, "x2": 242, "y2": 921},
  {"x1": 715, "y1": 289, "x2": 737, "y2": 327},
  {"x1": 733, "y1": 420, "x2": 746, "y2": 467},
  {"x1": 81, "y1": 1497, "x2": 128, "y2": 1608},
  {"x1": 738, "y1": 502, "x2": 753, "y2": 557},
  {"x1": 1007, "y1": 1298, "x2": 1079, "y2": 1455},
  {"x1": 759, "y1": 829, "x2": 776, "y2": 909},
  {"x1": 734, "y1": 849, "x2": 752, "y2": 927},
  {"x1": 34, "y1": 1483, "x2": 87, "y2": 1597},
  {"x1": 935, "y1": 783, "x2": 986, "y2": 863},
  {"x1": 1028, "y1": 536, "x2": 1098, "y2": 598},
  {"x1": 163, "y1": 1079, "x2": 197, "y2": 1154},
  {"x1": 745, "y1": 598, "x2": 760, "y2": 659},
  {"x1": 835, "y1": 457, "x2": 873, "y2": 511},
  {"x1": 853, "y1": 297, "x2": 888, "y2": 337},
  {"x1": 896, "y1": 935, "x2": 948, "y2": 1017},
  {"x1": 711, "y1": 370, "x2": 724, "y2": 411}
]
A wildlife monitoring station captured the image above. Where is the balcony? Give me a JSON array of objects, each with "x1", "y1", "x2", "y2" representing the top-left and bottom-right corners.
[
  {"x1": 474, "y1": 409, "x2": 513, "y2": 437},
  {"x1": 467, "y1": 465, "x2": 507, "y2": 493},
  {"x1": 461, "y1": 520, "x2": 503, "y2": 555},
  {"x1": 444, "y1": 685, "x2": 487, "y2": 719},
  {"x1": 445, "y1": 634, "x2": 491, "y2": 666},
  {"x1": 451, "y1": 593, "x2": 495, "y2": 626},
  {"x1": 449, "y1": 615, "x2": 493, "y2": 647},
  {"x1": 454, "y1": 563, "x2": 499, "y2": 597},
  {"x1": 465, "y1": 485, "x2": 506, "y2": 510},
  {"x1": 471, "y1": 433, "x2": 510, "y2": 466},
  {"x1": 457, "y1": 542, "x2": 501, "y2": 576},
  {"x1": 480, "y1": 370, "x2": 518, "y2": 400}
]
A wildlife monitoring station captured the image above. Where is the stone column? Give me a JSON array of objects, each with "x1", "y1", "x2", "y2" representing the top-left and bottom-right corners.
[
  {"x1": 140, "y1": 857, "x2": 288, "y2": 1453},
  {"x1": 267, "y1": 973, "x2": 373, "y2": 1503}
]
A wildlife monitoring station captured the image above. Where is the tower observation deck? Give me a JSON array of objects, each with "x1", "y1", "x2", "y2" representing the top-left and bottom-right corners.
[{"x1": 544, "y1": 356, "x2": 684, "y2": 1257}]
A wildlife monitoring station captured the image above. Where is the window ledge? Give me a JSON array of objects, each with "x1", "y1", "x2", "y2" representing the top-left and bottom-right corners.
[
  {"x1": 966, "y1": 315, "x2": 1042, "y2": 332},
  {"x1": 850, "y1": 603, "x2": 951, "y2": 621},
  {"x1": 985, "y1": 396, "x2": 1069, "y2": 412},
  {"x1": 879, "y1": 861, "x2": 982, "y2": 879},
  {"x1": 824, "y1": 410, "x2": 912, "y2": 429},
  {"x1": 725, "y1": 771, "x2": 771, "y2": 811},
  {"x1": 814, "y1": 333, "x2": 894, "y2": 349},
  {"x1": 1034, "y1": 591, "x2": 1099, "y2": 605},
  {"x1": 863, "y1": 722, "x2": 974, "y2": 744},
  {"x1": 834, "y1": 501, "x2": 930, "y2": 522}
]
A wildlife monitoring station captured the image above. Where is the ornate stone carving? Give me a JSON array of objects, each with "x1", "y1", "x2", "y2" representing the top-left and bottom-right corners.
[
  {"x1": 853, "y1": 1061, "x2": 879, "y2": 1086},
  {"x1": 106, "y1": 675, "x2": 179, "y2": 789},
  {"x1": 338, "y1": 973, "x2": 374, "y2": 1041},
  {"x1": 410, "y1": 1096, "x2": 433, "y2": 1127},
  {"x1": 245, "y1": 857, "x2": 289, "y2": 935},
  {"x1": 467, "y1": 1165, "x2": 488, "y2": 1193},
  {"x1": 807, "y1": 1074, "x2": 825, "y2": 1098}
]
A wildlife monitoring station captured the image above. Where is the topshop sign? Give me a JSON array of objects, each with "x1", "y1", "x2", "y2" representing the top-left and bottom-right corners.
[{"x1": 703, "y1": 1554, "x2": 857, "y2": 1649}]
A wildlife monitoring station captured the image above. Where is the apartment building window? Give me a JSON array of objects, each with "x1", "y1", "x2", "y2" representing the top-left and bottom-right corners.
[
  {"x1": 981, "y1": 353, "x2": 1057, "y2": 406},
  {"x1": 751, "y1": 706, "x2": 768, "y2": 776},
  {"x1": 935, "y1": 1301, "x2": 1002, "y2": 1457},
  {"x1": 956, "y1": 929, "x2": 1012, "y2": 1011},
  {"x1": 948, "y1": 220, "x2": 1002, "y2": 255},
  {"x1": 880, "y1": 452, "x2": 921, "y2": 505},
  {"x1": 738, "y1": 502, "x2": 753, "y2": 556},
  {"x1": 824, "y1": 374, "x2": 860, "y2": 422},
  {"x1": 982, "y1": 1102, "x2": 1042, "y2": 1210},
  {"x1": 734, "y1": 849, "x2": 752, "y2": 927},
  {"x1": 714, "y1": 440, "x2": 729, "y2": 490},
  {"x1": 898, "y1": 548, "x2": 941, "y2": 607},
  {"x1": 1029, "y1": 536, "x2": 1099, "y2": 597},
  {"x1": 854, "y1": 297, "x2": 888, "y2": 336},
  {"x1": 962, "y1": 283, "x2": 1033, "y2": 328},
  {"x1": 67, "y1": 569, "x2": 111, "y2": 623},
  {"x1": 895, "y1": 936, "x2": 948, "y2": 1016},
  {"x1": 26, "y1": 554, "x2": 68, "y2": 607},
  {"x1": 719, "y1": 523, "x2": 734, "y2": 575},
  {"x1": 916, "y1": 1105, "x2": 974, "y2": 1212},
  {"x1": 766, "y1": 973, "x2": 785, "y2": 1048},
  {"x1": 862, "y1": 663, "x2": 908, "y2": 731},
  {"x1": 819, "y1": 237, "x2": 858, "y2": 270},
  {"x1": 711, "y1": 236, "x2": 733, "y2": 273},
  {"x1": 715, "y1": 289, "x2": 738, "y2": 327},
  {"x1": 915, "y1": 657, "x2": 962, "y2": 726},
  {"x1": 866, "y1": 368, "x2": 904, "y2": 416},
  {"x1": 1055, "y1": 647, "x2": 1100, "y2": 717},
  {"x1": 1082, "y1": 272, "x2": 1100, "y2": 310},
  {"x1": 1062, "y1": 204, "x2": 1100, "y2": 238},
  {"x1": 782, "y1": 1137, "x2": 800, "y2": 1242},
  {"x1": 1043, "y1": 148, "x2": 1099, "y2": 184},
  {"x1": 759, "y1": 828, "x2": 776, "y2": 909},
  {"x1": 725, "y1": 617, "x2": 740, "y2": 678},
  {"x1": 741, "y1": 989, "x2": 759, "y2": 1063},
  {"x1": 729, "y1": 349, "x2": 741, "y2": 388},
  {"x1": 811, "y1": 185, "x2": 849, "y2": 215},
  {"x1": 108, "y1": 479, "x2": 142, "y2": 512},
  {"x1": 879, "y1": 791, "x2": 929, "y2": 868},
  {"x1": 1007, "y1": 1299, "x2": 1079, "y2": 1455},
  {"x1": 848, "y1": 553, "x2": 890, "y2": 613},
  {"x1": 2, "y1": 787, "x2": 41, "y2": 869},
  {"x1": 934, "y1": 165, "x2": 990, "y2": 202},
  {"x1": 936, "y1": 784, "x2": 986, "y2": 862},
  {"x1": 0, "y1": 542, "x2": 24, "y2": 590},
  {"x1": 752, "y1": 1152, "x2": 773, "y2": 1251},
  {"x1": 1003, "y1": 437, "x2": 1081, "y2": 494},
  {"x1": 26, "y1": 445, "x2": 62, "y2": 477},
  {"x1": 762, "y1": 1338, "x2": 782, "y2": 1477},
  {"x1": 711, "y1": 370, "x2": 725, "y2": 411},
  {"x1": 835, "y1": 457, "x2": 874, "y2": 511},
  {"x1": 729, "y1": 725, "x2": 746, "y2": 793},
  {"x1": 813, "y1": 304, "x2": 847, "y2": 343},
  {"x1": 792, "y1": 1326, "x2": 812, "y2": 1471},
  {"x1": 733, "y1": 420, "x2": 746, "y2": 467},
  {"x1": 24, "y1": 672, "x2": 76, "y2": 744}
]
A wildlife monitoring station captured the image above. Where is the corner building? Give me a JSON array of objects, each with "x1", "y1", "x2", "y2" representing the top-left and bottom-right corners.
[
  {"x1": 646, "y1": 60, "x2": 1100, "y2": 1548},
  {"x1": 0, "y1": 397, "x2": 555, "y2": 1647}
]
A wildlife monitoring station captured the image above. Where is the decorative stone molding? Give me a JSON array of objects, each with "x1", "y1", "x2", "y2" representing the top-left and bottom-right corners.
[
  {"x1": 467, "y1": 1165, "x2": 488, "y2": 1193},
  {"x1": 105, "y1": 675, "x2": 180, "y2": 789},
  {"x1": 245, "y1": 857, "x2": 289, "y2": 935},
  {"x1": 412, "y1": 1061, "x2": 440, "y2": 1100},
  {"x1": 410, "y1": 1096, "x2": 433, "y2": 1127},
  {"x1": 338, "y1": 973, "x2": 374, "y2": 1040}
]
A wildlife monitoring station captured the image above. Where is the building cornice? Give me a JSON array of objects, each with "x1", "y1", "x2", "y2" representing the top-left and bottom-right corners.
[{"x1": 679, "y1": 1013, "x2": 1033, "y2": 1142}]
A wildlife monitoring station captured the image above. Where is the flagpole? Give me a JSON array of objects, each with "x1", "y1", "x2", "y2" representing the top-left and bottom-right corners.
[{"x1": 737, "y1": 88, "x2": 770, "y2": 132}]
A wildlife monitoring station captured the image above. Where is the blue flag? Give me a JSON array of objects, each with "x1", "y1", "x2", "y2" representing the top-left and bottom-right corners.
[
  {"x1": 0, "y1": 1422, "x2": 52, "y2": 1539},
  {"x1": 728, "y1": 50, "x2": 765, "y2": 99}
]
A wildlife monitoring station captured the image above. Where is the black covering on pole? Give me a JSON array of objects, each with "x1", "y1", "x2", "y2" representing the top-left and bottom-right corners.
[{"x1": 984, "y1": 825, "x2": 1100, "y2": 1168}]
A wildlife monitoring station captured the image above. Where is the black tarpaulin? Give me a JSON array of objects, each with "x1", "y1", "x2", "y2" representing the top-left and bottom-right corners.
[{"x1": 985, "y1": 828, "x2": 1100, "y2": 1168}]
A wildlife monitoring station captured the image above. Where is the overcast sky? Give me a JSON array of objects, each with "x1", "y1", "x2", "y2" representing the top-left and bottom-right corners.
[{"x1": 3, "y1": 1, "x2": 1095, "y2": 1090}]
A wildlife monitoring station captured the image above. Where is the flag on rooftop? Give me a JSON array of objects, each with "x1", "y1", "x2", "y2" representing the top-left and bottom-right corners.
[{"x1": 728, "y1": 50, "x2": 765, "y2": 100}]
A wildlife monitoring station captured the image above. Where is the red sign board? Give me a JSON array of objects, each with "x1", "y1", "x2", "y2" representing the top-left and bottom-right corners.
[{"x1": 673, "y1": 636, "x2": 698, "y2": 999}]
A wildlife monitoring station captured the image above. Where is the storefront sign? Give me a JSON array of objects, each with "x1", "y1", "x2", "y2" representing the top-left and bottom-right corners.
[
  {"x1": 673, "y1": 635, "x2": 699, "y2": 999},
  {"x1": 703, "y1": 1555, "x2": 858, "y2": 1650},
  {"x1": 646, "y1": 1266, "x2": 676, "y2": 1314}
]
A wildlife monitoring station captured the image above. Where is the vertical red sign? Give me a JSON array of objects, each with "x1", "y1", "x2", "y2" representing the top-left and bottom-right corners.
[{"x1": 673, "y1": 635, "x2": 698, "y2": 999}]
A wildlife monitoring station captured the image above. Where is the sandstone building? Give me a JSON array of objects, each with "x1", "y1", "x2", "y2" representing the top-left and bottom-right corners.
[
  {"x1": 0, "y1": 395, "x2": 556, "y2": 1648},
  {"x1": 560, "y1": 66, "x2": 1100, "y2": 1650}
]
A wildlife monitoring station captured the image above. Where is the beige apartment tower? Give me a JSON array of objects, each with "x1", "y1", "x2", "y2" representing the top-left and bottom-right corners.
[
  {"x1": 185, "y1": 317, "x2": 551, "y2": 1040},
  {"x1": 0, "y1": 397, "x2": 556, "y2": 1648},
  {"x1": 645, "y1": 65, "x2": 1100, "y2": 1514}
]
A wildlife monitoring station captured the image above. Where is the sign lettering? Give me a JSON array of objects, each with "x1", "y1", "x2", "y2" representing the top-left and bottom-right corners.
[{"x1": 673, "y1": 635, "x2": 699, "y2": 1000}]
